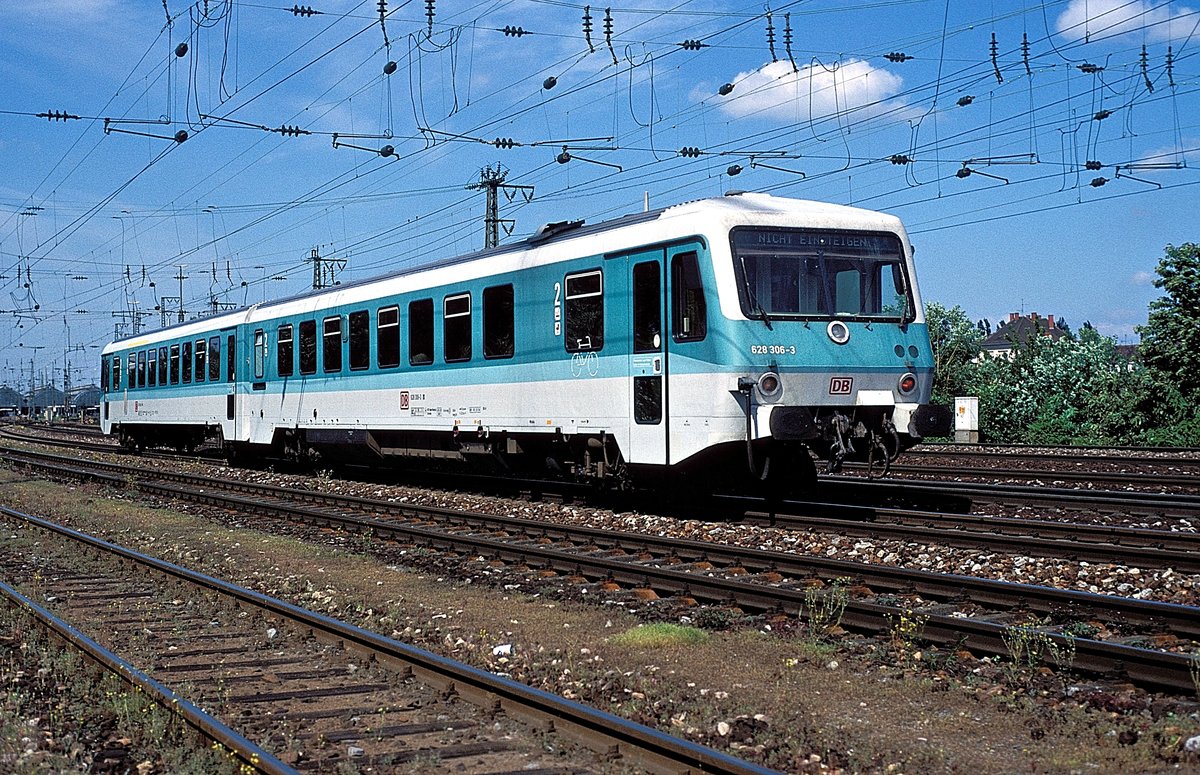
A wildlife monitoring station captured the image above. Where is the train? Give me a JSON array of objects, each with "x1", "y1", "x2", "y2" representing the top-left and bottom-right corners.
[{"x1": 100, "y1": 192, "x2": 951, "y2": 494}]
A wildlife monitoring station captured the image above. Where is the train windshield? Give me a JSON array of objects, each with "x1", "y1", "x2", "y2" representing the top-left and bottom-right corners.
[{"x1": 731, "y1": 228, "x2": 911, "y2": 322}]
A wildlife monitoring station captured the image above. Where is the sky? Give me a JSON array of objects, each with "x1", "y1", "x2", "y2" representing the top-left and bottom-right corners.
[{"x1": 1, "y1": 0, "x2": 1197, "y2": 391}]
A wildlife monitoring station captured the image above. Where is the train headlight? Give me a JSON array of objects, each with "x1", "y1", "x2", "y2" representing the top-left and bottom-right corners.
[
  {"x1": 898, "y1": 372, "x2": 917, "y2": 395},
  {"x1": 757, "y1": 371, "x2": 783, "y2": 401},
  {"x1": 827, "y1": 320, "x2": 850, "y2": 345}
]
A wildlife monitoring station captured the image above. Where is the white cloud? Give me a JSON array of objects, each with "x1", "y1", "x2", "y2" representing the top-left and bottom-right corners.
[
  {"x1": 1056, "y1": 0, "x2": 1197, "y2": 43},
  {"x1": 704, "y1": 58, "x2": 903, "y2": 122},
  {"x1": 1130, "y1": 270, "x2": 1156, "y2": 286}
]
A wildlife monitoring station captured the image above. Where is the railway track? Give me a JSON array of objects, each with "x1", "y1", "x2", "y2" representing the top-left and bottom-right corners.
[
  {"x1": 4, "y1": 446, "x2": 1198, "y2": 694},
  {"x1": 0, "y1": 505, "x2": 775, "y2": 775}
]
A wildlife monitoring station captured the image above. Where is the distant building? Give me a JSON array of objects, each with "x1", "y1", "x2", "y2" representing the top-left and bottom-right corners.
[
  {"x1": 0, "y1": 386, "x2": 23, "y2": 416},
  {"x1": 979, "y1": 312, "x2": 1066, "y2": 359},
  {"x1": 28, "y1": 385, "x2": 66, "y2": 415}
]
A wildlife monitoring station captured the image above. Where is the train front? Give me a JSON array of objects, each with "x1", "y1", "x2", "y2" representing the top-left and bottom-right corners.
[{"x1": 713, "y1": 203, "x2": 951, "y2": 486}]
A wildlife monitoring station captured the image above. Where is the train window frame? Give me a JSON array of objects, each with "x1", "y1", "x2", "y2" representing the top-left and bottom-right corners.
[
  {"x1": 671, "y1": 252, "x2": 707, "y2": 343},
  {"x1": 564, "y1": 269, "x2": 604, "y2": 353},
  {"x1": 323, "y1": 316, "x2": 343, "y2": 373},
  {"x1": 147, "y1": 349, "x2": 157, "y2": 387},
  {"x1": 483, "y1": 284, "x2": 515, "y2": 359},
  {"x1": 377, "y1": 306, "x2": 400, "y2": 369},
  {"x1": 632, "y1": 262, "x2": 661, "y2": 354},
  {"x1": 101, "y1": 355, "x2": 110, "y2": 392},
  {"x1": 111, "y1": 355, "x2": 120, "y2": 391},
  {"x1": 158, "y1": 346, "x2": 168, "y2": 385},
  {"x1": 182, "y1": 341, "x2": 193, "y2": 383},
  {"x1": 208, "y1": 336, "x2": 221, "y2": 381},
  {"x1": 195, "y1": 339, "x2": 207, "y2": 383},
  {"x1": 253, "y1": 329, "x2": 267, "y2": 379},
  {"x1": 443, "y1": 293, "x2": 472, "y2": 363},
  {"x1": 277, "y1": 324, "x2": 294, "y2": 377},
  {"x1": 299, "y1": 320, "x2": 317, "y2": 375},
  {"x1": 136, "y1": 351, "x2": 147, "y2": 388},
  {"x1": 349, "y1": 310, "x2": 370, "y2": 371},
  {"x1": 169, "y1": 344, "x2": 180, "y2": 385},
  {"x1": 409, "y1": 299, "x2": 434, "y2": 366},
  {"x1": 126, "y1": 353, "x2": 135, "y2": 389}
]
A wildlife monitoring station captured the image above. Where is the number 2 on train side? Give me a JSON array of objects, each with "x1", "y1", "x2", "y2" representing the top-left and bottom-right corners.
[{"x1": 553, "y1": 281, "x2": 562, "y2": 337}]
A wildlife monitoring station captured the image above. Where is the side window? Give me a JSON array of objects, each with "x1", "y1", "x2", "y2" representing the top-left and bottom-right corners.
[
  {"x1": 208, "y1": 336, "x2": 221, "y2": 381},
  {"x1": 227, "y1": 335, "x2": 235, "y2": 382},
  {"x1": 323, "y1": 316, "x2": 342, "y2": 373},
  {"x1": 126, "y1": 353, "x2": 135, "y2": 389},
  {"x1": 409, "y1": 299, "x2": 433, "y2": 366},
  {"x1": 277, "y1": 324, "x2": 294, "y2": 377},
  {"x1": 136, "y1": 351, "x2": 147, "y2": 388},
  {"x1": 483, "y1": 284, "x2": 515, "y2": 359},
  {"x1": 443, "y1": 293, "x2": 471, "y2": 363},
  {"x1": 564, "y1": 269, "x2": 604, "y2": 352},
  {"x1": 182, "y1": 341, "x2": 192, "y2": 383},
  {"x1": 101, "y1": 356, "x2": 110, "y2": 392},
  {"x1": 349, "y1": 310, "x2": 369, "y2": 370},
  {"x1": 147, "y1": 350, "x2": 157, "y2": 387},
  {"x1": 158, "y1": 346, "x2": 168, "y2": 385},
  {"x1": 299, "y1": 320, "x2": 317, "y2": 375},
  {"x1": 111, "y1": 356, "x2": 120, "y2": 390},
  {"x1": 633, "y1": 262, "x2": 661, "y2": 353},
  {"x1": 671, "y1": 252, "x2": 707, "y2": 343},
  {"x1": 169, "y1": 345, "x2": 180, "y2": 385},
  {"x1": 377, "y1": 306, "x2": 400, "y2": 368},
  {"x1": 253, "y1": 329, "x2": 266, "y2": 379},
  {"x1": 195, "y1": 339, "x2": 207, "y2": 383}
]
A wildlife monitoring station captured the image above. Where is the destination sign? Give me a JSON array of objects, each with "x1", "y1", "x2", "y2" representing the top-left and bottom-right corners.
[{"x1": 733, "y1": 229, "x2": 899, "y2": 253}]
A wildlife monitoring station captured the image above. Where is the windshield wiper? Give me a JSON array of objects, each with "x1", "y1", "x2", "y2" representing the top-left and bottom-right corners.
[{"x1": 739, "y1": 256, "x2": 773, "y2": 330}]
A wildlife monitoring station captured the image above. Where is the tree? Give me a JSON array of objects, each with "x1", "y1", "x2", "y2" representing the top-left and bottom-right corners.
[
  {"x1": 924, "y1": 302, "x2": 983, "y2": 405},
  {"x1": 1137, "y1": 243, "x2": 1200, "y2": 396}
]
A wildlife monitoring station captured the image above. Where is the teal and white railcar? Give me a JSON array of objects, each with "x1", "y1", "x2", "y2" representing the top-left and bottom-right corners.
[{"x1": 100, "y1": 193, "x2": 950, "y2": 491}]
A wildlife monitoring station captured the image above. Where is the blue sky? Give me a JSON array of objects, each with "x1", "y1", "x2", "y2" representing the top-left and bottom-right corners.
[{"x1": 1, "y1": 0, "x2": 1197, "y2": 389}]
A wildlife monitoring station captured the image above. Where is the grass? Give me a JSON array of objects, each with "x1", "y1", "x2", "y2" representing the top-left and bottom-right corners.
[{"x1": 609, "y1": 623, "x2": 710, "y2": 649}]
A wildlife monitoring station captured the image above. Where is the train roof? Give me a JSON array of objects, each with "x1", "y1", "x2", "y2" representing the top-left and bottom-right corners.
[{"x1": 104, "y1": 193, "x2": 905, "y2": 353}]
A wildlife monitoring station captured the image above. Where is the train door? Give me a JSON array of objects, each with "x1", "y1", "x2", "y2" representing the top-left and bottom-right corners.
[
  {"x1": 221, "y1": 326, "x2": 238, "y2": 441},
  {"x1": 665, "y1": 243, "x2": 708, "y2": 466},
  {"x1": 625, "y1": 248, "x2": 668, "y2": 464}
]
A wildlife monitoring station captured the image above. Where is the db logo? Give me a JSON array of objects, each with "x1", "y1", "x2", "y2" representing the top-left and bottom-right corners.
[
  {"x1": 399, "y1": 391, "x2": 410, "y2": 410},
  {"x1": 828, "y1": 377, "x2": 853, "y2": 395}
]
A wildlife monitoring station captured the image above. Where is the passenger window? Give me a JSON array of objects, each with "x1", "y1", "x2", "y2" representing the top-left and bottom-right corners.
[
  {"x1": 182, "y1": 341, "x2": 192, "y2": 383},
  {"x1": 227, "y1": 335, "x2": 235, "y2": 382},
  {"x1": 323, "y1": 316, "x2": 342, "y2": 373},
  {"x1": 158, "y1": 347, "x2": 168, "y2": 385},
  {"x1": 147, "y1": 350, "x2": 157, "y2": 387},
  {"x1": 299, "y1": 320, "x2": 317, "y2": 375},
  {"x1": 208, "y1": 336, "x2": 221, "y2": 381},
  {"x1": 633, "y1": 262, "x2": 661, "y2": 353},
  {"x1": 349, "y1": 310, "x2": 369, "y2": 370},
  {"x1": 483, "y1": 284, "x2": 514, "y2": 359},
  {"x1": 277, "y1": 324, "x2": 294, "y2": 377},
  {"x1": 443, "y1": 293, "x2": 471, "y2": 363},
  {"x1": 564, "y1": 270, "x2": 604, "y2": 352},
  {"x1": 137, "y1": 351, "x2": 147, "y2": 388},
  {"x1": 377, "y1": 306, "x2": 400, "y2": 368},
  {"x1": 127, "y1": 354, "x2": 135, "y2": 389},
  {"x1": 253, "y1": 329, "x2": 266, "y2": 379},
  {"x1": 169, "y1": 345, "x2": 180, "y2": 385},
  {"x1": 101, "y1": 356, "x2": 110, "y2": 392},
  {"x1": 111, "y1": 356, "x2": 120, "y2": 390},
  {"x1": 409, "y1": 299, "x2": 433, "y2": 366},
  {"x1": 195, "y1": 339, "x2": 207, "y2": 383},
  {"x1": 671, "y1": 252, "x2": 707, "y2": 343}
]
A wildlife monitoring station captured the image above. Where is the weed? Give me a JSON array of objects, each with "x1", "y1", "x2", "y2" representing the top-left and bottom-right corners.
[
  {"x1": 803, "y1": 579, "x2": 849, "y2": 640},
  {"x1": 885, "y1": 607, "x2": 928, "y2": 663},
  {"x1": 611, "y1": 622, "x2": 709, "y2": 649},
  {"x1": 1190, "y1": 651, "x2": 1200, "y2": 699},
  {"x1": 692, "y1": 606, "x2": 738, "y2": 630},
  {"x1": 1061, "y1": 620, "x2": 1099, "y2": 639}
]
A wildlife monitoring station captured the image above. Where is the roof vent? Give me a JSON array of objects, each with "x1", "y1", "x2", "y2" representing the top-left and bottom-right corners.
[
  {"x1": 530, "y1": 219, "x2": 584, "y2": 244},
  {"x1": 724, "y1": 189, "x2": 747, "y2": 196}
]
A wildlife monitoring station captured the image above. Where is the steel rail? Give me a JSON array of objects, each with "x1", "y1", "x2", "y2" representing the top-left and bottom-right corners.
[
  {"x1": 0, "y1": 505, "x2": 778, "y2": 775},
  {"x1": 0, "y1": 579, "x2": 296, "y2": 775},
  {"x1": 4, "y1": 448, "x2": 1198, "y2": 694}
]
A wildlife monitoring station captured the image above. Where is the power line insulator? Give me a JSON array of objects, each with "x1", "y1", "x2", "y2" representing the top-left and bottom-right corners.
[
  {"x1": 718, "y1": 82, "x2": 734, "y2": 96},
  {"x1": 173, "y1": 130, "x2": 188, "y2": 143},
  {"x1": 889, "y1": 154, "x2": 912, "y2": 165},
  {"x1": 1085, "y1": 160, "x2": 1103, "y2": 170},
  {"x1": 1077, "y1": 62, "x2": 1103, "y2": 74},
  {"x1": 174, "y1": 42, "x2": 189, "y2": 57},
  {"x1": 493, "y1": 138, "x2": 517, "y2": 149},
  {"x1": 679, "y1": 39, "x2": 705, "y2": 51},
  {"x1": 37, "y1": 110, "x2": 81, "y2": 122},
  {"x1": 383, "y1": 60, "x2": 397, "y2": 75},
  {"x1": 502, "y1": 25, "x2": 527, "y2": 37},
  {"x1": 884, "y1": 52, "x2": 911, "y2": 63},
  {"x1": 1090, "y1": 177, "x2": 1108, "y2": 187},
  {"x1": 1093, "y1": 109, "x2": 1111, "y2": 121},
  {"x1": 290, "y1": 4, "x2": 319, "y2": 16},
  {"x1": 956, "y1": 95, "x2": 974, "y2": 107},
  {"x1": 274, "y1": 125, "x2": 311, "y2": 137},
  {"x1": 379, "y1": 145, "x2": 395, "y2": 157},
  {"x1": 726, "y1": 164, "x2": 743, "y2": 176},
  {"x1": 678, "y1": 146, "x2": 702, "y2": 158},
  {"x1": 582, "y1": 6, "x2": 594, "y2": 53},
  {"x1": 1021, "y1": 32, "x2": 1031, "y2": 75},
  {"x1": 543, "y1": 76, "x2": 557, "y2": 90},
  {"x1": 425, "y1": 0, "x2": 435, "y2": 36}
]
